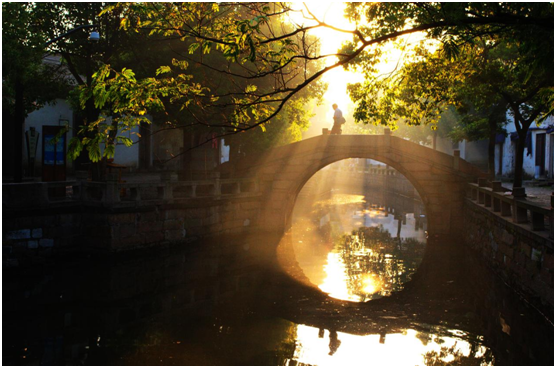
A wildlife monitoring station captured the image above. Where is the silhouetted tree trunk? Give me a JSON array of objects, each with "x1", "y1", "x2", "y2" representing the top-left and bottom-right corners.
[{"x1": 514, "y1": 132, "x2": 527, "y2": 189}]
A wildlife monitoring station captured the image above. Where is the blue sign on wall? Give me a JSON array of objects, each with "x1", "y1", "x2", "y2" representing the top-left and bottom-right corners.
[{"x1": 43, "y1": 134, "x2": 65, "y2": 165}]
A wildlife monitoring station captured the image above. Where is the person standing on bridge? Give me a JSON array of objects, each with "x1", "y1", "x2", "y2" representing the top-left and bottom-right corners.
[{"x1": 331, "y1": 103, "x2": 346, "y2": 135}]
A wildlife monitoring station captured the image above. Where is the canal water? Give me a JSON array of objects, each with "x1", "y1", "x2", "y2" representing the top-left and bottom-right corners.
[{"x1": 3, "y1": 173, "x2": 554, "y2": 365}]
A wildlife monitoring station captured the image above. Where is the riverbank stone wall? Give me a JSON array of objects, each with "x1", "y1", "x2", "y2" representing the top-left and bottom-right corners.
[
  {"x1": 3, "y1": 196, "x2": 261, "y2": 266},
  {"x1": 464, "y1": 199, "x2": 553, "y2": 309}
]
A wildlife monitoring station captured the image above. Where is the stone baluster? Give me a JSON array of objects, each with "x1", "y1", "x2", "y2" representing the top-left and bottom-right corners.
[
  {"x1": 477, "y1": 178, "x2": 487, "y2": 205},
  {"x1": 511, "y1": 186, "x2": 528, "y2": 223},
  {"x1": 491, "y1": 181, "x2": 503, "y2": 212}
]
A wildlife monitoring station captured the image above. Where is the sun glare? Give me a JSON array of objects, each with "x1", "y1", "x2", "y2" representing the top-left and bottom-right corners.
[
  {"x1": 286, "y1": 3, "x2": 430, "y2": 119},
  {"x1": 361, "y1": 273, "x2": 382, "y2": 294},
  {"x1": 287, "y1": 2, "x2": 363, "y2": 108}
]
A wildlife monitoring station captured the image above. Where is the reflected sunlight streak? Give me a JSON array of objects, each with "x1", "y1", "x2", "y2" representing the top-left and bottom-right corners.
[{"x1": 291, "y1": 325, "x2": 493, "y2": 366}]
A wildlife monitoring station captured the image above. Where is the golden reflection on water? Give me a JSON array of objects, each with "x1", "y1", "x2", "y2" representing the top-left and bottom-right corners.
[
  {"x1": 287, "y1": 325, "x2": 494, "y2": 366},
  {"x1": 293, "y1": 196, "x2": 426, "y2": 302}
]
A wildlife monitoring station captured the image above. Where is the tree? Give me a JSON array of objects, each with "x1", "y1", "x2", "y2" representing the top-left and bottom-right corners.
[
  {"x1": 2, "y1": 2, "x2": 72, "y2": 182},
  {"x1": 66, "y1": 2, "x2": 552, "y2": 174},
  {"x1": 346, "y1": 3, "x2": 553, "y2": 188},
  {"x1": 34, "y1": 3, "x2": 146, "y2": 177},
  {"x1": 349, "y1": 34, "x2": 552, "y2": 187},
  {"x1": 347, "y1": 42, "x2": 509, "y2": 178},
  {"x1": 448, "y1": 99, "x2": 508, "y2": 179},
  {"x1": 2, "y1": 3, "x2": 147, "y2": 180},
  {"x1": 62, "y1": 3, "x2": 326, "y2": 167}
]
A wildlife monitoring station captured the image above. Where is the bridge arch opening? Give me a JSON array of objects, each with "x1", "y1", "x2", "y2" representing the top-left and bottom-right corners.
[
  {"x1": 281, "y1": 151, "x2": 433, "y2": 234},
  {"x1": 282, "y1": 157, "x2": 428, "y2": 303}
]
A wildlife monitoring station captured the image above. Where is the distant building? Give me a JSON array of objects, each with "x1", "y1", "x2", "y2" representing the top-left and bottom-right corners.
[
  {"x1": 21, "y1": 98, "x2": 147, "y2": 177},
  {"x1": 435, "y1": 114, "x2": 554, "y2": 181},
  {"x1": 14, "y1": 56, "x2": 226, "y2": 180},
  {"x1": 436, "y1": 138, "x2": 489, "y2": 171},
  {"x1": 495, "y1": 115, "x2": 554, "y2": 180}
]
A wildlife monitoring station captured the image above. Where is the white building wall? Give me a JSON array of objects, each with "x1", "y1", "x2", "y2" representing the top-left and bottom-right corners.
[
  {"x1": 113, "y1": 124, "x2": 141, "y2": 169},
  {"x1": 494, "y1": 137, "x2": 517, "y2": 176},
  {"x1": 24, "y1": 101, "x2": 148, "y2": 175},
  {"x1": 434, "y1": 136, "x2": 490, "y2": 171},
  {"x1": 497, "y1": 114, "x2": 554, "y2": 178},
  {"x1": 24, "y1": 99, "x2": 75, "y2": 172},
  {"x1": 102, "y1": 115, "x2": 148, "y2": 169}
]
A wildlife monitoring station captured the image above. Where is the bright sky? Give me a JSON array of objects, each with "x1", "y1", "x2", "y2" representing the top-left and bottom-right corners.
[
  {"x1": 286, "y1": 2, "x2": 427, "y2": 131},
  {"x1": 286, "y1": 2, "x2": 363, "y2": 109}
]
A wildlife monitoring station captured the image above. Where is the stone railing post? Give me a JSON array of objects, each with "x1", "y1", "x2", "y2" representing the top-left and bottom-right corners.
[
  {"x1": 491, "y1": 181, "x2": 503, "y2": 212},
  {"x1": 477, "y1": 178, "x2": 487, "y2": 204},
  {"x1": 512, "y1": 187, "x2": 526, "y2": 198},
  {"x1": 384, "y1": 127, "x2": 391, "y2": 146},
  {"x1": 511, "y1": 187, "x2": 528, "y2": 223}
]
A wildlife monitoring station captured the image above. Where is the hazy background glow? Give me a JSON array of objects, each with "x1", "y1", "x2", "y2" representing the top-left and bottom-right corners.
[{"x1": 287, "y1": 2, "x2": 429, "y2": 137}]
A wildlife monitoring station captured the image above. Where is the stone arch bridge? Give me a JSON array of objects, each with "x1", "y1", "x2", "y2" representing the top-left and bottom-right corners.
[{"x1": 232, "y1": 134, "x2": 486, "y2": 238}]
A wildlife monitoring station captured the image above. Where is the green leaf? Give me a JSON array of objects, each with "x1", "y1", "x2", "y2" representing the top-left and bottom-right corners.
[
  {"x1": 104, "y1": 144, "x2": 115, "y2": 159},
  {"x1": 188, "y1": 43, "x2": 200, "y2": 54},
  {"x1": 156, "y1": 66, "x2": 171, "y2": 75},
  {"x1": 117, "y1": 136, "x2": 134, "y2": 147}
]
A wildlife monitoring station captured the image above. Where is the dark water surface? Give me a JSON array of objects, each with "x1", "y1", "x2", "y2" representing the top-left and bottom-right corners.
[{"x1": 3, "y1": 193, "x2": 554, "y2": 365}]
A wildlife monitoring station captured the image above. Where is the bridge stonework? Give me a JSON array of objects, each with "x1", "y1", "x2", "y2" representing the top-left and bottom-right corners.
[{"x1": 233, "y1": 134, "x2": 485, "y2": 239}]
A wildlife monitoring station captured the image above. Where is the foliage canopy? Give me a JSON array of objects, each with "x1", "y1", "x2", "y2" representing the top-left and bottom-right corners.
[{"x1": 5, "y1": 2, "x2": 553, "y2": 169}]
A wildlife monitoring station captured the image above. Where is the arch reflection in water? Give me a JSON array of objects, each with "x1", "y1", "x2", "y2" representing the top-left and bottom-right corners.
[
  {"x1": 292, "y1": 159, "x2": 427, "y2": 301},
  {"x1": 288, "y1": 324, "x2": 494, "y2": 366}
]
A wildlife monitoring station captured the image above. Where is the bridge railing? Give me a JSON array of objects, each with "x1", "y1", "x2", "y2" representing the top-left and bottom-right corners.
[
  {"x1": 467, "y1": 180, "x2": 554, "y2": 238},
  {"x1": 3, "y1": 177, "x2": 260, "y2": 209}
]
